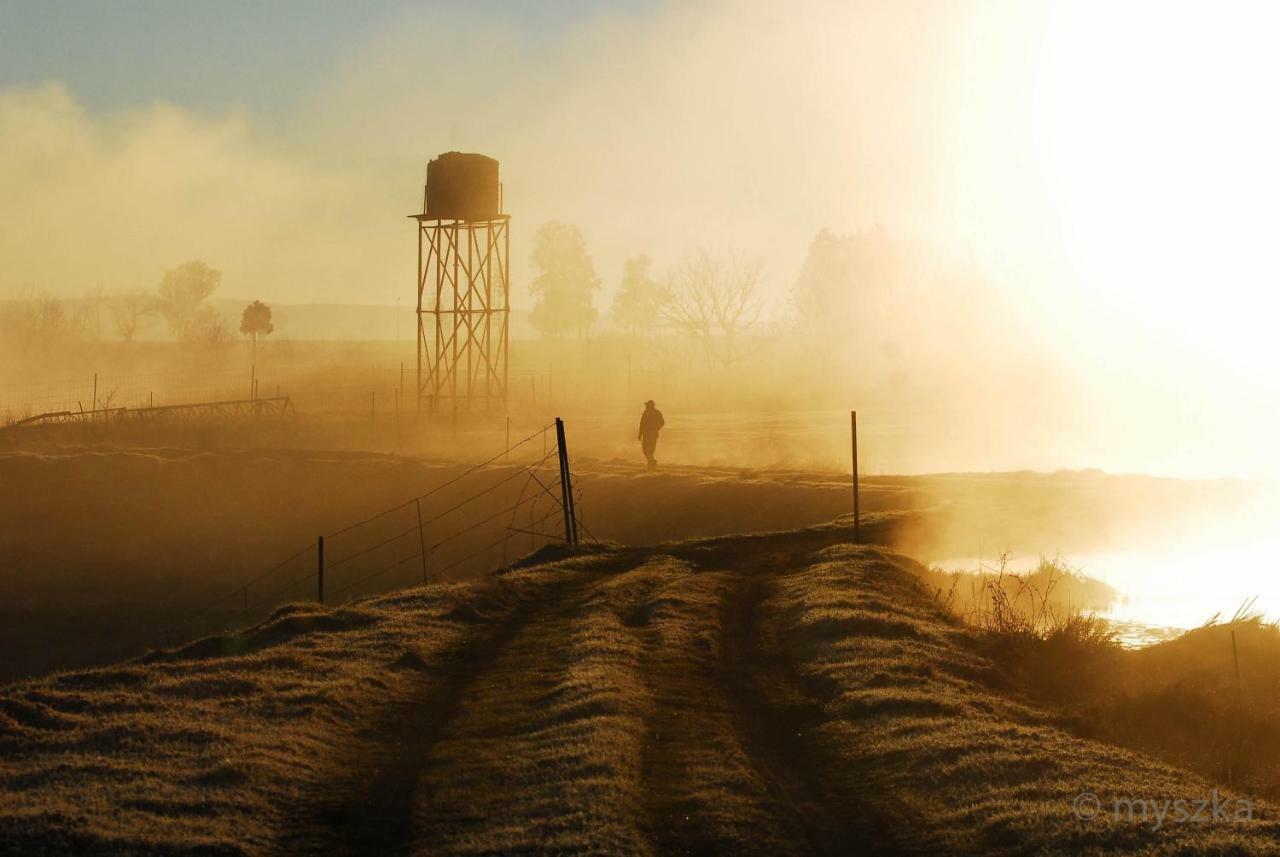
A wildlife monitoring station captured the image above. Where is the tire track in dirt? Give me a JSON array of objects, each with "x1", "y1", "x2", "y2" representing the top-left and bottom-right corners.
[
  {"x1": 405, "y1": 552, "x2": 815, "y2": 855},
  {"x1": 692, "y1": 538, "x2": 907, "y2": 856},
  {"x1": 282, "y1": 524, "x2": 898, "y2": 855},
  {"x1": 629, "y1": 566, "x2": 804, "y2": 855},
  {"x1": 407, "y1": 559, "x2": 660, "y2": 854},
  {"x1": 274, "y1": 565, "x2": 613, "y2": 857}
]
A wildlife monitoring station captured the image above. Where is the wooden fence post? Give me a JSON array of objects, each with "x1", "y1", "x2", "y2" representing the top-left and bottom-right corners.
[
  {"x1": 555, "y1": 417, "x2": 578, "y2": 547},
  {"x1": 317, "y1": 536, "x2": 325, "y2": 604},
  {"x1": 851, "y1": 410, "x2": 860, "y2": 544},
  {"x1": 416, "y1": 498, "x2": 429, "y2": 584}
]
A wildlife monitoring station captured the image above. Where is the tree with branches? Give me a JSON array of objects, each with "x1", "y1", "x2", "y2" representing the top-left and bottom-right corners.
[
  {"x1": 109, "y1": 291, "x2": 154, "y2": 342},
  {"x1": 609, "y1": 255, "x2": 671, "y2": 337},
  {"x1": 155, "y1": 260, "x2": 222, "y2": 341},
  {"x1": 239, "y1": 300, "x2": 274, "y2": 359},
  {"x1": 529, "y1": 221, "x2": 601, "y2": 338},
  {"x1": 790, "y1": 226, "x2": 901, "y2": 358},
  {"x1": 663, "y1": 251, "x2": 764, "y2": 366}
]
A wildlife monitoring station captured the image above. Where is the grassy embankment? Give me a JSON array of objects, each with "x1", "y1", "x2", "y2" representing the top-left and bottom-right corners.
[
  {"x1": 2, "y1": 520, "x2": 1275, "y2": 855},
  {"x1": 973, "y1": 584, "x2": 1280, "y2": 808}
]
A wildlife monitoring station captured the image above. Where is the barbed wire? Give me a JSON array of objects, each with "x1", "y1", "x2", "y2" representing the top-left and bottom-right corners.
[
  {"x1": 573, "y1": 484, "x2": 598, "y2": 543},
  {"x1": 328, "y1": 423, "x2": 554, "y2": 536},
  {"x1": 160, "y1": 422, "x2": 569, "y2": 647},
  {"x1": 430, "y1": 491, "x2": 544, "y2": 551},
  {"x1": 325, "y1": 520, "x2": 422, "y2": 572},
  {"x1": 328, "y1": 548, "x2": 424, "y2": 600}
]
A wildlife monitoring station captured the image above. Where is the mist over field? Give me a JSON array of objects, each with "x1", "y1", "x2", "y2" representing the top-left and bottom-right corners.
[
  {"x1": 2, "y1": 1, "x2": 1279, "y2": 478},
  {"x1": 4, "y1": 2, "x2": 1280, "y2": 854}
]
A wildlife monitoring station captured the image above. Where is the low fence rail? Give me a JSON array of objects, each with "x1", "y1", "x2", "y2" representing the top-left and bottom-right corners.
[{"x1": 2, "y1": 396, "x2": 293, "y2": 430}]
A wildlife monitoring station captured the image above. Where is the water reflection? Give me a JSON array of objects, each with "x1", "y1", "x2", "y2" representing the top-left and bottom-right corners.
[{"x1": 936, "y1": 537, "x2": 1280, "y2": 648}]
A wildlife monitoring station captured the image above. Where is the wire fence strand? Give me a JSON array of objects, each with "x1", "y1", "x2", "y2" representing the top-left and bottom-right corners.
[
  {"x1": 328, "y1": 423, "x2": 555, "y2": 537},
  {"x1": 161, "y1": 421, "x2": 573, "y2": 648}
]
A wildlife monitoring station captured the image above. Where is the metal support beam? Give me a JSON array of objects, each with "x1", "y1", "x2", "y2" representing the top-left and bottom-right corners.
[{"x1": 414, "y1": 215, "x2": 511, "y2": 415}]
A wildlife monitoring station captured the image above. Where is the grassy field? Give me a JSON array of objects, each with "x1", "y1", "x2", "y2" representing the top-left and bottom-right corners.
[
  {"x1": 0, "y1": 438, "x2": 1241, "y2": 683},
  {"x1": 3, "y1": 520, "x2": 1277, "y2": 854}
]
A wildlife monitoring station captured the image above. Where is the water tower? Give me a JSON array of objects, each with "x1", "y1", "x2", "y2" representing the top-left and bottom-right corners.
[{"x1": 411, "y1": 152, "x2": 510, "y2": 414}]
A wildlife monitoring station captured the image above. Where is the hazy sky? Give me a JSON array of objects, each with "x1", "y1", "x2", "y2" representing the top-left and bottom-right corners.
[
  {"x1": 2, "y1": 0, "x2": 1278, "y2": 476},
  {"x1": 0, "y1": 1, "x2": 636, "y2": 112}
]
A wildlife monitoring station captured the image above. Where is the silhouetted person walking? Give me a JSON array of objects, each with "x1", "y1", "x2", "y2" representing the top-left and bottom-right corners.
[{"x1": 638, "y1": 399, "x2": 664, "y2": 470}]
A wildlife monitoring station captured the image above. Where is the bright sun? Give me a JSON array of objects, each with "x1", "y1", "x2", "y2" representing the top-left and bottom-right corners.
[
  {"x1": 941, "y1": 2, "x2": 1280, "y2": 477},
  {"x1": 1034, "y1": 2, "x2": 1280, "y2": 367}
]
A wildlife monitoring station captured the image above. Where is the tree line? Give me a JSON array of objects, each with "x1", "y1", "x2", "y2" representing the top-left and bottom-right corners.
[
  {"x1": 528, "y1": 221, "x2": 765, "y2": 367},
  {"x1": 526, "y1": 220, "x2": 953, "y2": 368},
  {"x1": 0, "y1": 262, "x2": 273, "y2": 351},
  {"x1": 2, "y1": 222, "x2": 977, "y2": 370}
]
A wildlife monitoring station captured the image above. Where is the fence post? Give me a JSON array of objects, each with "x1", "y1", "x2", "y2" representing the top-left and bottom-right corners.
[
  {"x1": 555, "y1": 417, "x2": 578, "y2": 547},
  {"x1": 317, "y1": 536, "x2": 325, "y2": 603},
  {"x1": 851, "y1": 410, "x2": 860, "y2": 544},
  {"x1": 416, "y1": 498, "x2": 429, "y2": 584},
  {"x1": 92, "y1": 372, "x2": 98, "y2": 414}
]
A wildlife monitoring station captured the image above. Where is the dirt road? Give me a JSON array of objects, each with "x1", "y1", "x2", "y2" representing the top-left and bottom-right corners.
[
  {"x1": 277, "y1": 527, "x2": 901, "y2": 856},
  {"x1": 10, "y1": 519, "x2": 1274, "y2": 855}
]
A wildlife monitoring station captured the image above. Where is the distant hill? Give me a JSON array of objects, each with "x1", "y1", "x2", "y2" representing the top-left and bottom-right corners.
[
  {"x1": 209, "y1": 299, "x2": 538, "y2": 341},
  {"x1": 207, "y1": 299, "x2": 411, "y2": 342}
]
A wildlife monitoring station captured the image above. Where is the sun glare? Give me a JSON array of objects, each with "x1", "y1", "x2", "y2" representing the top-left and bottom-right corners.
[{"x1": 1034, "y1": 3, "x2": 1280, "y2": 367}]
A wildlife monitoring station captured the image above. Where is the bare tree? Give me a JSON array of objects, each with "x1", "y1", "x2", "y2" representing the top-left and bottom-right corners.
[
  {"x1": 74, "y1": 288, "x2": 107, "y2": 341},
  {"x1": 109, "y1": 291, "x2": 155, "y2": 342},
  {"x1": 0, "y1": 291, "x2": 83, "y2": 349},
  {"x1": 190, "y1": 306, "x2": 233, "y2": 348},
  {"x1": 663, "y1": 251, "x2": 764, "y2": 366}
]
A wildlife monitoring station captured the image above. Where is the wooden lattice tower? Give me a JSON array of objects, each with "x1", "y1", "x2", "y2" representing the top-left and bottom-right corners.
[{"x1": 412, "y1": 153, "x2": 509, "y2": 415}]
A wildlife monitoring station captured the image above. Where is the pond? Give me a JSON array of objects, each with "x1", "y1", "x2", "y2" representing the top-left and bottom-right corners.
[{"x1": 935, "y1": 535, "x2": 1280, "y2": 647}]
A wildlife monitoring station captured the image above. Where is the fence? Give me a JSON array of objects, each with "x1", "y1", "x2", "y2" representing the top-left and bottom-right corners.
[
  {"x1": 159, "y1": 418, "x2": 589, "y2": 649},
  {"x1": 0, "y1": 348, "x2": 689, "y2": 427},
  {"x1": 0, "y1": 366, "x2": 269, "y2": 423},
  {"x1": 3, "y1": 396, "x2": 294, "y2": 430}
]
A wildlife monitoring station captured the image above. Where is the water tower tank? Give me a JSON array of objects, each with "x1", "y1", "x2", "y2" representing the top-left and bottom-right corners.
[{"x1": 424, "y1": 152, "x2": 501, "y2": 222}]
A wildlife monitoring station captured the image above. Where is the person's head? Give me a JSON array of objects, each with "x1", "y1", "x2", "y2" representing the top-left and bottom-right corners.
[{"x1": 644, "y1": 399, "x2": 655, "y2": 410}]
